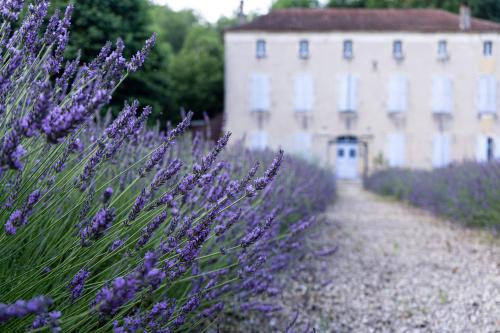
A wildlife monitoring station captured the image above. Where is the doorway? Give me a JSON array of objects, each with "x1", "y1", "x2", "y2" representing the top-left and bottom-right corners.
[{"x1": 336, "y1": 136, "x2": 359, "y2": 179}]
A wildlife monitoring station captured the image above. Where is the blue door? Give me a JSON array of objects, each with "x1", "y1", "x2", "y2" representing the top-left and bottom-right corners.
[{"x1": 336, "y1": 137, "x2": 358, "y2": 179}]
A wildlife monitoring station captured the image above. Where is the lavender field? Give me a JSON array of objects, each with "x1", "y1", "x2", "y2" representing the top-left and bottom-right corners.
[
  {"x1": 364, "y1": 164, "x2": 500, "y2": 231},
  {"x1": 0, "y1": 2, "x2": 335, "y2": 332}
]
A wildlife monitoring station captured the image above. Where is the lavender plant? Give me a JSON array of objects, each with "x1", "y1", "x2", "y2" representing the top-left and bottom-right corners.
[
  {"x1": 364, "y1": 163, "x2": 500, "y2": 231},
  {"x1": 0, "y1": 2, "x2": 336, "y2": 332}
]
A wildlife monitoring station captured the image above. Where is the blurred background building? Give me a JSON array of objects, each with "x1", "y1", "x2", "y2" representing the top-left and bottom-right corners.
[{"x1": 224, "y1": 4, "x2": 500, "y2": 179}]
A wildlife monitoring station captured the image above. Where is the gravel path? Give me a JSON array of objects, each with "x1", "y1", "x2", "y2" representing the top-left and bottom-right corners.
[{"x1": 234, "y1": 183, "x2": 500, "y2": 332}]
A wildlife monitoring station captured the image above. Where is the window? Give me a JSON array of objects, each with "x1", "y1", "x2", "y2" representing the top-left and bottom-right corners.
[
  {"x1": 294, "y1": 73, "x2": 314, "y2": 112},
  {"x1": 483, "y1": 41, "x2": 493, "y2": 56},
  {"x1": 433, "y1": 133, "x2": 450, "y2": 167},
  {"x1": 432, "y1": 76, "x2": 453, "y2": 114},
  {"x1": 387, "y1": 75, "x2": 408, "y2": 113},
  {"x1": 393, "y1": 40, "x2": 404, "y2": 60},
  {"x1": 249, "y1": 131, "x2": 268, "y2": 151},
  {"x1": 299, "y1": 40, "x2": 309, "y2": 59},
  {"x1": 256, "y1": 39, "x2": 266, "y2": 59},
  {"x1": 487, "y1": 137, "x2": 494, "y2": 161},
  {"x1": 250, "y1": 73, "x2": 270, "y2": 112},
  {"x1": 477, "y1": 76, "x2": 497, "y2": 114},
  {"x1": 343, "y1": 40, "x2": 353, "y2": 59},
  {"x1": 338, "y1": 74, "x2": 357, "y2": 112},
  {"x1": 388, "y1": 133, "x2": 405, "y2": 167},
  {"x1": 476, "y1": 135, "x2": 497, "y2": 162},
  {"x1": 438, "y1": 40, "x2": 448, "y2": 59},
  {"x1": 337, "y1": 148, "x2": 344, "y2": 157}
]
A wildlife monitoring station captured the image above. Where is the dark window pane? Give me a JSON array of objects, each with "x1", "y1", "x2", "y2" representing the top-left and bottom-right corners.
[
  {"x1": 349, "y1": 149, "x2": 356, "y2": 158},
  {"x1": 338, "y1": 149, "x2": 344, "y2": 157}
]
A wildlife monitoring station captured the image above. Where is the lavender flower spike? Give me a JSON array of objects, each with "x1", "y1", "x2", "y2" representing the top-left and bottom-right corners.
[
  {"x1": 0, "y1": 296, "x2": 53, "y2": 323},
  {"x1": 127, "y1": 33, "x2": 156, "y2": 72},
  {"x1": 69, "y1": 269, "x2": 90, "y2": 301}
]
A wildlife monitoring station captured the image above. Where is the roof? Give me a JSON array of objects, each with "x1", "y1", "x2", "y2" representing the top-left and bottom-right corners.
[{"x1": 227, "y1": 8, "x2": 500, "y2": 33}]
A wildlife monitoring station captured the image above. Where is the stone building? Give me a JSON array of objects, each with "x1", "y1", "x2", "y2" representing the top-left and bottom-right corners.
[{"x1": 224, "y1": 6, "x2": 500, "y2": 179}]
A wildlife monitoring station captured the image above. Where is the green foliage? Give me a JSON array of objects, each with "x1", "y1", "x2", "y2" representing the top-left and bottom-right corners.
[
  {"x1": 51, "y1": 0, "x2": 171, "y2": 123},
  {"x1": 169, "y1": 26, "x2": 224, "y2": 120},
  {"x1": 272, "y1": 0, "x2": 321, "y2": 9}
]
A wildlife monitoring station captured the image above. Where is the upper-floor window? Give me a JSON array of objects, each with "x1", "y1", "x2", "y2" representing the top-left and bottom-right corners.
[
  {"x1": 484, "y1": 41, "x2": 493, "y2": 56},
  {"x1": 250, "y1": 73, "x2": 270, "y2": 112},
  {"x1": 343, "y1": 40, "x2": 353, "y2": 59},
  {"x1": 256, "y1": 39, "x2": 266, "y2": 59},
  {"x1": 477, "y1": 75, "x2": 497, "y2": 114},
  {"x1": 432, "y1": 76, "x2": 453, "y2": 114},
  {"x1": 294, "y1": 73, "x2": 314, "y2": 112},
  {"x1": 438, "y1": 40, "x2": 448, "y2": 59},
  {"x1": 387, "y1": 75, "x2": 408, "y2": 113},
  {"x1": 299, "y1": 40, "x2": 309, "y2": 59},
  {"x1": 338, "y1": 74, "x2": 357, "y2": 112},
  {"x1": 393, "y1": 40, "x2": 404, "y2": 60}
]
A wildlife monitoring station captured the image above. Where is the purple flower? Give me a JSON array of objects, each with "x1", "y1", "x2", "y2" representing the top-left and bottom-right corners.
[
  {"x1": 68, "y1": 269, "x2": 90, "y2": 301},
  {"x1": 0, "y1": 296, "x2": 53, "y2": 323},
  {"x1": 32, "y1": 310, "x2": 61, "y2": 333},
  {"x1": 0, "y1": 0, "x2": 24, "y2": 21},
  {"x1": 80, "y1": 207, "x2": 116, "y2": 244},
  {"x1": 127, "y1": 33, "x2": 156, "y2": 72}
]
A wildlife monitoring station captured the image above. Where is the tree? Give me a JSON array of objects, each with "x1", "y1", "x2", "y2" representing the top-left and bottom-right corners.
[
  {"x1": 271, "y1": 0, "x2": 320, "y2": 9},
  {"x1": 149, "y1": 5, "x2": 200, "y2": 54},
  {"x1": 51, "y1": 0, "x2": 171, "y2": 123},
  {"x1": 169, "y1": 26, "x2": 224, "y2": 121}
]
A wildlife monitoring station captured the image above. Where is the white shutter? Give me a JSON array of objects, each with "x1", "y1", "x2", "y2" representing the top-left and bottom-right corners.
[
  {"x1": 294, "y1": 75, "x2": 304, "y2": 112},
  {"x1": 338, "y1": 75, "x2": 349, "y2": 111},
  {"x1": 432, "y1": 76, "x2": 452, "y2": 113},
  {"x1": 303, "y1": 74, "x2": 314, "y2": 112},
  {"x1": 495, "y1": 136, "x2": 500, "y2": 159},
  {"x1": 476, "y1": 135, "x2": 487, "y2": 162},
  {"x1": 294, "y1": 74, "x2": 314, "y2": 112},
  {"x1": 348, "y1": 75, "x2": 358, "y2": 112},
  {"x1": 399, "y1": 76, "x2": 408, "y2": 112},
  {"x1": 388, "y1": 133, "x2": 405, "y2": 167},
  {"x1": 487, "y1": 76, "x2": 497, "y2": 114},
  {"x1": 250, "y1": 74, "x2": 260, "y2": 111},
  {"x1": 250, "y1": 131, "x2": 268, "y2": 150},
  {"x1": 477, "y1": 77, "x2": 489, "y2": 113},
  {"x1": 260, "y1": 74, "x2": 270, "y2": 112},
  {"x1": 433, "y1": 133, "x2": 450, "y2": 167},
  {"x1": 388, "y1": 75, "x2": 407, "y2": 113},
  {"x1": 444, "y1": 78, "x2": 453, "y2": 113}
]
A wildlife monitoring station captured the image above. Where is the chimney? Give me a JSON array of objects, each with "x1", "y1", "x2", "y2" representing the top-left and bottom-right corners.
[
  {"x1": 459, "y1": 2, "x2": 471, "y2": 31},
  {"x1": 237, "y1": 1, "x2": 246, "y2": 25}
]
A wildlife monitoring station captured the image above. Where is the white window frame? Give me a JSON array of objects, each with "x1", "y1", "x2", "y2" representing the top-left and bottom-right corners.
[
  {"x1": 338, "y1": 74, "x2": 357, "y2": 113},
  {"x1": 432, "y1": 76, "x2": 453, "y2": 114},
  {"x1": 477, "y1": 75, "x2": 497, "y2": 115},
  {"x1": 256, "y1": 39, "x2": 266, "y2": 59},
  {"x1": 294, "y1": 73, "x2": 314, "y2": 113},
  {"x1": 484, "y1": 41, "x2": 493, "y2": 57},
  {"x1": 299, "y1": 40, "x2": 309, "y2": 59},
  {"x1": 343, "y1": 40, "x2": 353, "y2": 59},
  {"x1": 393, "y1": 40, "x2": 404, "y2": 60},
  {"x1": 433, "y1": 133, "x2": 450, "y2": 168},
  {"x1": 387, "y1": 75, "x2": 408, "y2": 113},
  {"x1": 250, "y1": 73, "x2": 270, "y2": 112}
]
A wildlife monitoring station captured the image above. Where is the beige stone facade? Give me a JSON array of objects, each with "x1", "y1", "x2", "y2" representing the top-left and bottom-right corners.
[{"x1": 224, "y1": 9, "x2": 500, "y2": 178}]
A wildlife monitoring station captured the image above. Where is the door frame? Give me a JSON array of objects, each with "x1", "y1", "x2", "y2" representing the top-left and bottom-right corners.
[{"x1": 327, "y1": 135, "x2": 369, "y2": 179}]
